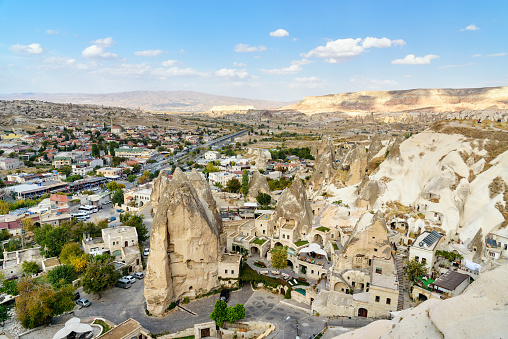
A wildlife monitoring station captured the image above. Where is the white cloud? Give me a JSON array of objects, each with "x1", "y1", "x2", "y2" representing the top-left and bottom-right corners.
[
  {"x1": 45, "y1": 29, "x2": 59, "y2": 35},
  {"x1": 9, "y1": 43, "x2": 44, "y2": 55},
  {"x1": 438, "y1": 63, "x2": 474, "y2": 69},
  {"x1": 152, "y1": 67, "x2": 206, "y2": 78},
  {"x1": 303, "y1": 37, "x2": 405, "y2": 63},
  {"x1": 291, "y1": 58, "x2": 313, "y2": 66},
  {"x1": 215, "y1": 68, "x2": 249, "y2": 80},
  {"x1": 234, "y1": 43, "x2": 267, "y2": 53},
  {"x1": 91, "y1": 37, "x2": 115, "y2": 47},
  {"x1": 471, "y1": 53, "x2": 483, "y2": 57},
  {"x1": 161, "y1": 59, "x2": 180, "y2": 67},
  {"x1": 270, "y1": 29, "x2": 289, "y2": 38},
  {"x1": 134, "y1": 49, "x2": 165, "y2": 57},
  {"x1": 461, "y1": 24, "x2": 480, "y2": 31},
  {"x1": 487, "y1": 52, "x2": 508, "y2": 57},
  {"x1": 233, "y1": 62, "x2": 247, "y2": 67},
  {"x1": 391, "y1": 54, "x2": 439, "y2": 65},
  {"x1": 289, "y1": 76, "x2": 326, "y2": 88},
  {"x1": 259, "y1": 64, "x2": 301, "y2": 75},
  {"x1": 82, "y1": 45, "x2": 118, "y2": 60},
  {"x1": 362, "y1": 37, "x2": 405, "y2": 48}
]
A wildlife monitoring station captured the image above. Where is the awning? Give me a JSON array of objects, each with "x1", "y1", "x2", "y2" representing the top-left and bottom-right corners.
[
  {"x1": 52, "y1": 317, "x2": 94, "y2": 339},
  {"x1": 299, "y1": 243, "x2": 327, "y2": 256},
  {"x1": 465, "y1": 259, "x2": 482, "y2": 272}
]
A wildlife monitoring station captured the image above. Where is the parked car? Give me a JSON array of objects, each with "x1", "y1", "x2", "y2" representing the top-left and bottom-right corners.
[
  {"x1": 220, "y1": 289, "x2": 230, "y2": 303},
  {"x1": 143, "y1": 248, "x2": 150, "y2": 256},
  {"x1": 103, "y1": 200, "x2": 111, "y2": 204},
  {"x1": 116, "y1": 278, "x2": 132, "y2": 289},
  {"x1": 123, "y1": 275, "x2": 136, "y2": 284},
  {"x1": 76, "y1": 298, "x2": 91, "y2": 307},
  {"x1": 109, "y1": 216, "x2": 116, "y2": 222},
  {"x1": 132, "y1": 272, "x2": 144, "y2": 279},
  {"x1": 116, "y1": 209, "x2": 124, "y2": 213}
]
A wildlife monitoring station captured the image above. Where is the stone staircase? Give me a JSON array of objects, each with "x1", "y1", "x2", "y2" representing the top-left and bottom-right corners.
[{"x1": 395, "y1": 256, "x2": 405, "y2": 311}]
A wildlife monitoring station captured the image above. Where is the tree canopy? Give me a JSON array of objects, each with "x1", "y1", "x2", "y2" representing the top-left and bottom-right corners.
[
  {"x1": 81, "y1": 254, "x2": 121, "y2": 298},
  {"x1": 404, "y1": 258, "x2": 427, "y2": 282},
  {"x1": 241, "y1": 170, "x2": 249, "y2": 196},
  {"x1": 270, "y1": 245, "x2": 288, "y2": 270},
  {"x1": 47, "y1": 264, "x2": 77, "y2": 288},
  {"x1": 226, "y1": 178, "x2": 241, "y2": 193},
  {"x1": 256, "y1": 193, "x2": 271, "y2": 206}
]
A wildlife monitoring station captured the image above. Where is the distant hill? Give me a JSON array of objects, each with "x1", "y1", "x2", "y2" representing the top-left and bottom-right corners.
[
  {"x1": 0, "y1": 91, "x2": 288, "y2": 112},
  {"x1": 279, "y1": 86, "x2": 508, "y2": 115}
]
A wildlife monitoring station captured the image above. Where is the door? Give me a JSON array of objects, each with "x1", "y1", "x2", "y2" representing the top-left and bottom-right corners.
[
  {"x1": 358, "y1": 308, "x2": 368, "y2": 317},
  {"x1": 201, "y1": 328, "x2": 210, "y2": 338}
]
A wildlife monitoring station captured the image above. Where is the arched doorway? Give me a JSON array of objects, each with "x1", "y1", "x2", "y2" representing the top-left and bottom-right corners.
[
  {"x1": 334, "y1": 282, "x2": 347, "y2": 292},
  {"x1": 313, "y1": 234, "x2": 324, "y2": 247},
  {"x1": 251, "y1": 246, "x2": 259, "y2": 256},
  {"x1": 419, "y1": 293, "x2": 428, "y2": 301},
  {"x1": 358, "y1": 308, "x2": 368, "y2": 317},
  {"x1": 274, "y1": 242, "x2": 283, "y2": 247},
  {"x1": 287, "y1": 259, "x2": 294, "y2": 271}
]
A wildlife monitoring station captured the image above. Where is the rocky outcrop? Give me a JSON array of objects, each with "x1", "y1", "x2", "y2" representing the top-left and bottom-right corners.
[
  {"x1": 367, "y1": 135, "x2": 383, "y2": 161},
  {"x1": 356, "y1": 179, "x2": 380, "y2": 209},
  {"x1": 272, "y1": 179, "x2": 314, "y2": 238},
  {"x1": 385, "y1": 135, "x2": 405, "y2": 163},
  {"x1": 344, "y1": 145, "x2": 368, "y2": 186},
  {"x1": 144, "y1": 168, "x2": 221, "y2": 316},
  {"x1": 333, "y1": 264, "x2": 508, "y2": 339},
  {"x1": 245, "y1": 148, "x2": 272, "y2": 171},
  {"x1": 246, "y1": 171, "x2": 271, "y2": 202},
  {"x1": 188, "y1": 169, "x2": 223, "y2": 233},
  {"x1": 309, "y1": 138, "x2": 344, "y2": 189},
  {"x1": 279, "y1": 86, "x2": 508, "y2": 115}
]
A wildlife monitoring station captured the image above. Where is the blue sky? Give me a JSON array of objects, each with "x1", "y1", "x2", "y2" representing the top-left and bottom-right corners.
[{"x1": 0, "y1": 0, "x2": 506, "y2": 101}]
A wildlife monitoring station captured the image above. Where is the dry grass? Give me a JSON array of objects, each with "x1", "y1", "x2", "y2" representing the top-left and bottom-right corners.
[
  {"x1": 367, "y1": 156, "x2": 385, "y2": 174},
  {"x1": 489, "y1": 177, "x2": 506, "y2": 199}
]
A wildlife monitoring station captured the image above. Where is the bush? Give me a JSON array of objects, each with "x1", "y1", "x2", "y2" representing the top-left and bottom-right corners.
[
  {"x1": 284, "y1": 288, "x2": 292, "y2": 299},
  {"x1": 239, "y1": 262, "x2": 287, "y2": 289}
]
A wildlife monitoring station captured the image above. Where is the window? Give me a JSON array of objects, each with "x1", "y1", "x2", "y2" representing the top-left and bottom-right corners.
[
  {"x1": 375, "y1": 296, "x2": 380, "y2": 302},
  {"x1": 352, "y1": 282, "x2": 356, "y2": 287},
  {"x1": 231, "y1": 270, "x2": 234, "y2": 274},
  {"x1": 374, "y1": 248, "x2": 378, "y2": 252},
  {"x1": 225, "y1": 270, "x2": 228, "y2": 274},
  {"x1": 311, "y1": 270, "x2": 314, "y2": 274},
  {"x1": 386, "y1": 298, "x2": 391, "y2": 305},
  {"x1": 263, "y1": 230, "x2": 265, "y2": 234},
  {"x1": 376, "y1": 267, "x2": 382, "y2": 274}
]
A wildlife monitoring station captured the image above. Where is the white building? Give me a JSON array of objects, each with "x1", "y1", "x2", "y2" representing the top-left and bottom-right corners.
[
  {"x1": 208, "y1": 171, "x2": 239, "y2": 186},
  {"x1": 72, "y1": 163, "x2": 94, "y2": 176},
  {"x1": 204, "y1": 151, "x2": 220, "y2": 160},
  {"x1": 408, "y1": 231, "x2": 444, "y2": 274},
  {"x1": 0, "y1": 157, "x2": 22, "y2": 170}
]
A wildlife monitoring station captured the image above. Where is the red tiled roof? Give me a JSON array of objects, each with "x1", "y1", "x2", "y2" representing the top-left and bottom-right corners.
[{"x1": 50, "y1": 194, "x2": 69, "y2": 203}]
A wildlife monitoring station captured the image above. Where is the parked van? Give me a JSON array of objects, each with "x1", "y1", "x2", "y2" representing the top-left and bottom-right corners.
[{"x1": 116, "y1": 278, "x2": 132, "y2": 289}]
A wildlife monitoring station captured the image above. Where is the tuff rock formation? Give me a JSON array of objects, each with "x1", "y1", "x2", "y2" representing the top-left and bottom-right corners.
[
  {"x1": 245, "y1": 148, "x2": 272, "y2": 171},
  {"x1": 333, "y1": 264, "x2": 508, "y2": 339},
  {"x1": 271, "y1": 178, "x2": 314, "y2": 237},
  {"x1": 356, "y1": 178, "x2": 380, "y2": 209},
  {"x1": 246, "y1": 171, "x2": 271, "y2": 202},
  {"x1": 345, "y1": 145, "x2": 369, "y2": 186},
  {"x1": 188, "y1": 169, "x2": 223, "y2": 232},
  {"x1": 367, "y1": 135, "x2": 383, "y2": 161},
  {"x1": 144, "y1": 168, "x2": 221, "y2": 316},
  {"x1": 309, "y1": 138, "x2": 344, "y2": 189},
  {"x1": 385, "y1": 135, "x2": 405, "y2": 163}
]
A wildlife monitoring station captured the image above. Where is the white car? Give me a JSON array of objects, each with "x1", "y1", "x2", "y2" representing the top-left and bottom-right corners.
[
  {"x1": 123, "y1": 275, "x2": 136, "y2": 284},
  {"x1": 143, "y1": 248, "x2": 150, "y2": 256}
]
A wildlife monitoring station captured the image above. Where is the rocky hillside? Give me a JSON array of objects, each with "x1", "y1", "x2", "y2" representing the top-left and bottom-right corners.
[
  {"x1": 281, "y1": 86, "x2": 508, "y2": 116},
  {"x1": 0, "y1": 91, "x2": 287, "y2": 112}
]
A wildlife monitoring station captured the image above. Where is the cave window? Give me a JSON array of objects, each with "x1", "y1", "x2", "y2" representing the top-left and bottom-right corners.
[{"x1": 375, "y1": 296, "x2": 380, "y2": 302}]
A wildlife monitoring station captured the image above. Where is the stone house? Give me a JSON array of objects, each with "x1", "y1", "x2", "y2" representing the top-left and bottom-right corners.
[
  {"x1": 408, "y1": 230, "x2": 444, "y2": 275},
  {"x1": 218, "y1": 253, "x2": 241, "y2": 279},
  {"x1": 429, "y1": 270, "x2": 470, "y2": 298},
  {"x1": 2, "y1": 247, "x2": 43, "y2": 279}
]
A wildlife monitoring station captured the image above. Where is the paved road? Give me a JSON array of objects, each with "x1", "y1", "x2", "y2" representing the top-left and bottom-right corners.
[{"x1": 73, "y1": 280, "x2": 333, "y2": 337}]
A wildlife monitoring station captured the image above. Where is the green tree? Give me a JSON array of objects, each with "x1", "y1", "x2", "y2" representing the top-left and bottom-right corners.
[
  {"x1": 210, "y1": 300, "x2": 228, "y2": 327},
  {"x1": 111, "y1": 189, "x2": 124, "y2": 205},
  {"x1": 81, "y1": 255, "x2": 121, "y2": 298},
  {"x1": 34, "y1": 224, "x2": 70, "y2": 258},
  {"x1": 270, "y1": 245, "x2": 288, "y2": 270},
  {"x1": 256, "y1": 193, "x2": 271, "y2": 206},
  {"x1": 58, "y1": 165, "x2": 72, "y2": 176},
  {"x1": 0, "y1": 229, "x2": 11, "y2": 242},
  {"x1": 226, "y1": 178, "x2": 241, "y2": 193},
  {"x1": 59, "y1": 242, "x2": 82, "y2": 265},
  {"x1": 404, "y1": 258, "x2": 427, "y2": 283},
  {"x1": 127, "y1": 174, "x2": 136, "y2": 182},
  {"x1": 47, "y1": 264, "x2": 77, "y2": 288},
  {"x1": 0, "y1": 304, "x2": 10, "y2": 327},
  {"x1": 15, "y1": 278, "x2": 74, "y2": 329},
  {"x1": 91, "y1": 144, "x2": 100, "y2": 157},
  {"x1": 226, "y1": 304, "x2": 246, "y2": 323},
  {"x1": 241, "y1": 170, "x2": 249, "y2": 196},
  {"x1": 106, "y1": 181, "x2": 119, "y2": 191},
  {"x1": 203, "y1": 162, "x2": 220, "y2": 175},
  {"x1": 21, "y1": 261, "x2": 40, "y2": 276}
]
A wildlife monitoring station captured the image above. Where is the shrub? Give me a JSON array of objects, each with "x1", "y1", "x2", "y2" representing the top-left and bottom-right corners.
[{"x1": 284, "y1": 288, "x2": 292, "y2": 299}]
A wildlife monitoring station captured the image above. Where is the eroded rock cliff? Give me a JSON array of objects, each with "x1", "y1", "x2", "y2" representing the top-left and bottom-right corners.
[
  {"x1": 144, "y1": 168, "x2": 221, "y2": 316},
  {"x1": 246, "y1": 170, "x2": 271, "y2": 202}
]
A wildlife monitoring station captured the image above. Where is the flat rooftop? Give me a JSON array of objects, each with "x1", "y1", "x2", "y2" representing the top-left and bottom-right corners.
[
  {"x1": 371, "y1": 272, "x2": 399, "y2": 290},
  {"x1": 221, "y1": 254, "x2": 242, "y2": 263}
]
